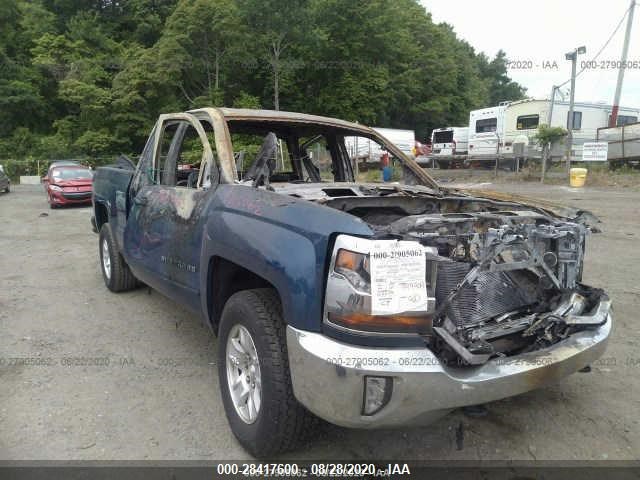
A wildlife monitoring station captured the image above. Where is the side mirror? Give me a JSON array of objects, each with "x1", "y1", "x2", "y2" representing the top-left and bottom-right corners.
[{"x1": 42, "y1": 176, "x2": 49, "y2": 182}]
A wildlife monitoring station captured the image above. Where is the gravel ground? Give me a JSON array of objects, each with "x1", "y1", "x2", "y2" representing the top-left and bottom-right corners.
[{"x1": 0, "y1": 183, "x2": 638, "y2": 461}]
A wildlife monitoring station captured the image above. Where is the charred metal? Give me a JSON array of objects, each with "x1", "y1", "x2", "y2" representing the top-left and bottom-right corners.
[
  {"x1": 91, "y1": 108, "x2": 614, "y2": 448},
  {"x1": 284, "y1": 183, "x2": 609, "y2": 366}
]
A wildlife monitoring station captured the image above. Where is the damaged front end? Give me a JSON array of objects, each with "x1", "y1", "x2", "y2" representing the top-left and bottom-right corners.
[
  {"x1": 321, "y1": 187, "x2": 611, "y2": 366},
  {"x1": 424, "y1": 218, "x2": 611, "y2": 365}
]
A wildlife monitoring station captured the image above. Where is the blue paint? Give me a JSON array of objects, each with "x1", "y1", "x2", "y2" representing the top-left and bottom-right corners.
[{"x1": 93, "y1": 169, "x2": 373, "y2": 333}]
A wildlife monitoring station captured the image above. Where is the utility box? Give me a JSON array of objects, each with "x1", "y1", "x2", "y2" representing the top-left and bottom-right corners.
[{"x1": 513, "y1": 142, "x2": 526, "y2": 157}]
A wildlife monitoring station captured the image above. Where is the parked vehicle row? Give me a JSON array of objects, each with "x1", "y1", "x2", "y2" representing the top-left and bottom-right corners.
[
  {"x1": 430, "y1": 98, "x2": 640, "y2": 166},
  {"x1": 468, "y1": 99, "x2": 639, "y2": 158}
]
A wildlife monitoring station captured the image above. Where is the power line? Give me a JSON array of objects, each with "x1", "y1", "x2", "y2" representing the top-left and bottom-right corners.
[{"x1": 557, "y1": 2, "x2": 636, "y2": 89}]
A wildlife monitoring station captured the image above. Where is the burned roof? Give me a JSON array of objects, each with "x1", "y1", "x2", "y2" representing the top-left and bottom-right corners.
[
  {"x1": 186, "y1": 107, "x2": 440, "y2": 189},
  {"x1": 192, "y1": 107, "x2": 374, "y2": 135}
]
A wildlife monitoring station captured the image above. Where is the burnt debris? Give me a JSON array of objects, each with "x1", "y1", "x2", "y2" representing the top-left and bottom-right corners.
[{"x1": 318, "y1": 186, "x2": 610, "y2": 365}]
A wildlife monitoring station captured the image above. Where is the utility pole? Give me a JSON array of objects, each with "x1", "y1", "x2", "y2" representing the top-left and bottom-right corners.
[
  {"x1": 547, "y1": 85, "x2": 558, "y2": 126},
  {"x1": 541, "y1": 85, "x2": 558, "y2": 183},
  {"x1": 565, "y1": 46, "x2": 586, "y2": 175},
  {"x1": 610, "y1": 0, "x2": 636, "y2": 127}
]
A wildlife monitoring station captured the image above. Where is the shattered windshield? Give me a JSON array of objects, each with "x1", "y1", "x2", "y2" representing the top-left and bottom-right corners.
[{"x1": 225, "y1": 119, "x2": 436, "y2": 189}]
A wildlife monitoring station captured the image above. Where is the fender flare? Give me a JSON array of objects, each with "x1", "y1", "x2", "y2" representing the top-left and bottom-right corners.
[{"x1": 200, "y1": 213, "x2": 323, "y2": 333}]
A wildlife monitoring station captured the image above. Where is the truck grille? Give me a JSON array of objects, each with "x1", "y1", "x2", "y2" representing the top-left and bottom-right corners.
[{"x1": 436, "y1": 261, "x2": 537, "y2": 328}]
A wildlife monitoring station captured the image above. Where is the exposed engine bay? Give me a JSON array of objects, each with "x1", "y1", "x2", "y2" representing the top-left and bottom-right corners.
[{"x1": 277, "y1": 182, "x2": 611, "y2": 365}]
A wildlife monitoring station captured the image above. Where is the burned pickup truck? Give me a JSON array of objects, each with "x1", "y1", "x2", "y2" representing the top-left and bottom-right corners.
[{"x1": 92, "y1": 108, "x2": 612, "y2": 457}]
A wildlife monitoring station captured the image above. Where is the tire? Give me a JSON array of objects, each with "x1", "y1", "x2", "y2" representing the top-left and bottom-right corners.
[
  {"x1": 218, "y1": 288, "x2": 318, "y2": 457},
  {"x1": 99, "y1": 223, "x2": 139, "y2": 292}
]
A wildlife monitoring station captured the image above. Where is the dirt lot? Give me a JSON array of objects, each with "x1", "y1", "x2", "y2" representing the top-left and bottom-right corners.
[{"x1": 1, "y1": 182, "x2": 638, "y2": 461}]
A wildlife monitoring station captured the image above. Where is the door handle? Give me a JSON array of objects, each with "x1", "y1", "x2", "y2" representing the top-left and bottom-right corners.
[{"x1": 134, "y1": 195, "x2": 148, "y2": 206}]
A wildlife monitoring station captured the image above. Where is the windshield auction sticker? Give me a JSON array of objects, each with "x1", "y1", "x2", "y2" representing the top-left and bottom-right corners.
[{"x1": 369, "y1": 241, "x2": 428, "y2": 315}]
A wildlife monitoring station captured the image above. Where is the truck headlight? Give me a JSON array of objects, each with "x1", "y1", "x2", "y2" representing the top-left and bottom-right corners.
[
  {"x1": 324, "y1": 235, "x2": 437, "y2": 334},
  {"x1": 334, "y1": 249, "x2": 371, "y2": 293}
]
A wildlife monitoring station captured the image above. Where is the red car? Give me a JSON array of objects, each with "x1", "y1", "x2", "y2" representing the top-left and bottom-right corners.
[{"x1": 43, "y1": 165, "x2": 94, "y2": 208}]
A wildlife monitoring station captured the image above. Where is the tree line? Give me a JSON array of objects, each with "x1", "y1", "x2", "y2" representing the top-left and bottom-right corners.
[{"x1": 0, "y1": 0, "x2": 526, "y2": 166}]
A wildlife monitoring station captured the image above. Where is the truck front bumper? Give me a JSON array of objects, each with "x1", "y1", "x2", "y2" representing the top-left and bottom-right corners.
[{"x1": 286, "y1": 314, "x2": 612, "y2": 428}]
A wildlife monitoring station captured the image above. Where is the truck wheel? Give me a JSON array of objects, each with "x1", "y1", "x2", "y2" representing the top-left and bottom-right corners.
[
  {"x1": 218, "y1": 288, "x2": 318, "y2": 457},
  {"x1": 99, "y1": 223, "x2": 139, "y2": 292}
]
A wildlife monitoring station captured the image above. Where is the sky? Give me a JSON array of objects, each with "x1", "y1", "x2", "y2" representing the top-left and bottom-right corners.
[{"x1": 421, "y1": 0, "x2": 640, "y2": 108}]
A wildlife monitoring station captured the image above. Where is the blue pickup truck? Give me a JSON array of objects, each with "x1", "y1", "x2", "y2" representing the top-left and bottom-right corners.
[{"x1": 92, "y1": 108, "x2": 612, "y2": 457}]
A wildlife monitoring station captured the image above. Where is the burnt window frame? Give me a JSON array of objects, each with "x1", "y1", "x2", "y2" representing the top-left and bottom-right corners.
[
  {"x1": 156, "y1": 121, "x2": 209, "y2": 188},
  {"x1": 225, "y1": 121, "x2": 362, "y2": 183},
  {"x1": 150, "y1": 114, "x2": 218, "y2": 190},
  {"x1": 130, "y1": 125, "x2": 158, "y2": 195}
]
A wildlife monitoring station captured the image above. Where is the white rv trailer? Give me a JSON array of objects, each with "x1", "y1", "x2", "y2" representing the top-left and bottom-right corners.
[
  {"x1": 345, "y1": 127, "x2": 415, "y2": 161},
  {"x1": 468, "y1": 99, "x2": 640, "y2": 160},
  {"x1": 430, "y1": 127, "x2": 469, "y2": 155},
  {"x1": 467, "y1": 104, "x2": 507, "y2": 157}
]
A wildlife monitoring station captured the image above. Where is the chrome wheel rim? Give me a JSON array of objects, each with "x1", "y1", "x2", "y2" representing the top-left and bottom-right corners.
[
  {"x1": 226, "y1": 324, "x2": 261, "y2": 424},
  {"x1": 102, "y1": 238, "x2": 111, "y2": 280}
]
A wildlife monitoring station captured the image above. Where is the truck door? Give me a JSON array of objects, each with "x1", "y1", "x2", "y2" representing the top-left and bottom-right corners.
[{"x1": 123, "y1": 113, "x2": 218, "y2": 306}]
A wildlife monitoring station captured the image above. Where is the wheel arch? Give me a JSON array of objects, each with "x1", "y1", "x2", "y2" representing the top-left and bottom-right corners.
[
  {"x1": 206, "y1": 256, "x2": 282, "y2": 334},
  {"x1": 94, "y1": 201, "x2": 109, "y2": 230}
]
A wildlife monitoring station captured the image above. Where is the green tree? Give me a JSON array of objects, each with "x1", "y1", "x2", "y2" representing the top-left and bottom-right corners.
[
  {"x1": 31, "y1": 10, "x2": 123, "y2": 155},
  {"x1": 478, "y1": 49, "x2": 527, "y2": 105},
  {"x1": 0, "y1": 1, "x2": 54, "y2": 136},
  {"x1": 534, "y1": 124, "x2": 567, "y2": 182},
  {"x1": 240, "y1": 0, "x2": 312, "y2": 110},
  {"x1": 161, "y1": 0, "x2": 245, "y2": 105},
  {"x1": 0, "y1": 0, "x2": 528, "y2": 163}
]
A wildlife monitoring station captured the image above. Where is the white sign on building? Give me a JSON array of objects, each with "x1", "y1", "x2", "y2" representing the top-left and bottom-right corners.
[{"x1": 582, "y1": 142, "x2": 608, "y2": 162}]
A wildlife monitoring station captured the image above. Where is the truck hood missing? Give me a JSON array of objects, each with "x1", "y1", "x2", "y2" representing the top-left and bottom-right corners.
[
  {"x1": 270, "y1": 181, "x2": 608, "y2": 365},
  {"x1": 453, "y1": 187, "x2": 601, "y2": 229},
  {"x1": 271, "y1": 182, "x2": 600, "y2": 226}
]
